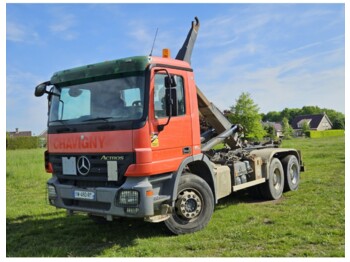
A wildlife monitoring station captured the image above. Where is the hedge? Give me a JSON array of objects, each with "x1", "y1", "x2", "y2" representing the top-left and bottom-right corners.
[
  {"x1": 6, "y1": 136, "x2": 40, "y2": 150},
  {"x1": 305, "y1": 129, "x2": 344, "y2": 138}
]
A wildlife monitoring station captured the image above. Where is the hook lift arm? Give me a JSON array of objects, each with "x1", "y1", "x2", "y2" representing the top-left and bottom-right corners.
[{"x1": 175, "y1": 17, "x2": 200, "y2": 65}]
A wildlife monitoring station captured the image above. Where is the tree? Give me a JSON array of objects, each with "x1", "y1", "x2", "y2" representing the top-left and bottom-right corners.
[
  {"x1": 332, "y1": 118, "x2": 345, "y2": 129},
  {"x1": 280, "y1": 108, "x2": 301, "y2": 124},
  {"x1": 301, "y1": 120, "x2": 310, "y2": 135},
  {"x1": 261, "y1": 111, "x2": 281, "y2": 122},
  {"x1": 228, "y1": 92, "x2": 266, "y2": 141},
  {"x1": 300, "y1": 105, "x2": 321, "y2": 115},
  {"x1": 282, "y1": 117, "x2": 294, "y2": 139},
  {"x1": 264, "y1": 124, "x2": 276, "y2": 139},
  {"x1": 322, "y1": 109, "x2": 345, "y2": 129},
  {"x1": 263, "y1": 107, "x2": 345, "y2": 130}
]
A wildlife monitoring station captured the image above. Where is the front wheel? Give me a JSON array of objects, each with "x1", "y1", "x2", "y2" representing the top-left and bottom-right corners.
[{"x1": 164, "y1": 174, "x2": 214, "y2": 235}]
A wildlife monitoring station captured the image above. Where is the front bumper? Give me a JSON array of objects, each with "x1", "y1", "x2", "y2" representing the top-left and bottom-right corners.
[{"x1": 47, "y1": 176, "x2": 156, "y2": 218}]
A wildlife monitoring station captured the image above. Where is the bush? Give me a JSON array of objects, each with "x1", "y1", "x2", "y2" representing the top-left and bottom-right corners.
[
  {"x1": 6, "y1": 136, "x2": 40, "y2": 150},
  {"x1": 305, "y1": 130, "x2": 344, "y2": 138}
]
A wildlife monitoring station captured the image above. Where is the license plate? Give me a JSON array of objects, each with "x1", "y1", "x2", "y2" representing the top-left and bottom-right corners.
[{"x1": 74, "y1": 190, "x2": 95, "y2": 200}]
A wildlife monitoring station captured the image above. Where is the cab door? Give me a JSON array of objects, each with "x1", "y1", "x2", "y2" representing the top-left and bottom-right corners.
[{"x1": 149, "y1": 68, "x2": 193, "y2": 175}]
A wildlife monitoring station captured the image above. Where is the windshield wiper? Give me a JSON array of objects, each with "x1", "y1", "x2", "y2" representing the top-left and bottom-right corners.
[{"x1": 82, "y1": 117, "x2": 113, "y2": 122}]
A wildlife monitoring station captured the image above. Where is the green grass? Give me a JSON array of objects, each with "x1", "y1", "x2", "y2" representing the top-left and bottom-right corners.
[{"x1": 6, "y1": 136, "x2": 345, "y2": 257}]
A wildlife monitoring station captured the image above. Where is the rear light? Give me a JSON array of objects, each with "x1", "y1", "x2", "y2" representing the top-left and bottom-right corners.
[{"x1": 44, "y1": 150, "x2": 53, "y2": 173}]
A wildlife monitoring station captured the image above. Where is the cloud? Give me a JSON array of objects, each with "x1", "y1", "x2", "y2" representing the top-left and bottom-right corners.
[
  {"x1": 193, "y1": 5, "x2": 344, "y2": 115},
  {"x1": 6, "y1": 69, "x2": 48, "y2": 135},
  {"x1": 6, "y1": 21, "x2": 39, "y2": 43},
  {"x1": 199, "y1": 49, "x2": 345, "y2": 114},
  {"x1": 49, "y1": 13, "x2": 76, "y2": 33},
  {"x1": 198, "y1": 9, "x2": 280, "y2": 49},
  {"x1": 286, "y1": 34, "x2": 345, "y2": 55},
  {"x1": 48, "y1": 11, "x2": 78, "y2": 40},
  {"x1": 126, "y1": 18, "x2": 181, "y2": 57},
  {"x1": 292, "y1": 8, "x2": 337, "y2": 27},
  {"x1": 128, "y1": 27, "x2": 153, "y2": 45},
  {"x1": 6, "y1": 22, "x2": 25, "y2": 42}
]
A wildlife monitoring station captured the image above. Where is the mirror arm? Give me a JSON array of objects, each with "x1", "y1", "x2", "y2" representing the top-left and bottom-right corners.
[
  {"x1": 154, "y1": 68, "x2": 173, "y2": 132},
  {"x1": 157, "y1": 107, "x2": 172, "y2": 132}
]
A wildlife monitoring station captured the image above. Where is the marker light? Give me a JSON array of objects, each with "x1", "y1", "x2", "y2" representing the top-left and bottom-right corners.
[
  {"x1": 125, "y1": 207, "x2": 139, "y2": 215},
  {"x1": 47, "y1": 184, "x2": 57, "y2": 198},
  {"x1": 162, "y1": 48, "x2": 171, "y2": 58},
  {"x1": 146, "y1": 190, "x2": 154, "y2": 197}
]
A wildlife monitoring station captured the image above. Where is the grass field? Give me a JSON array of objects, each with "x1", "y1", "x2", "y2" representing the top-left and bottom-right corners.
[{"x1": 6, "y1": 136, "x2": 345, "y2": 257}]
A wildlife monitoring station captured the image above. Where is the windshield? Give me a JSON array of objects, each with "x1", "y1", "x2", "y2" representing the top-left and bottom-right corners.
[{"x1": 49, "y1": 76, "x2": 145, "y2": 125}]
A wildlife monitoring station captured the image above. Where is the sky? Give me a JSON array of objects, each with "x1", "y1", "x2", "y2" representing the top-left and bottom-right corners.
[{"x1": 5, "y1": 2, "x2": 346, "y2": 136}]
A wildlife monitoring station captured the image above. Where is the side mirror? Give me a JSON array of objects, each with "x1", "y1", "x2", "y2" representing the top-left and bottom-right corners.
[
  {"x1": 164, "y1": 75, "x2": 177, "y2": 88},
  {"x1": 34, "y1": 81, "x2": 50, "y2": 97},
  {"x1": 155, "y1": 69, "x2": 178, "y2": 132},
  {"x1": 158, "y1": 88, "x2": 177, "y2": 132},
  {"x1": 157, "y1": 87, "x2": 178, "y2": 132},
  {"x1": 165, "y1": 87, "x2": 178, "y2": 117}
]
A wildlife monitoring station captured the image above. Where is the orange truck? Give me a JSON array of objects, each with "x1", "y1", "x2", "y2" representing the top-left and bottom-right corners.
[{"x1": 35, "y1": 17, "x2": 303, "y2": 234}]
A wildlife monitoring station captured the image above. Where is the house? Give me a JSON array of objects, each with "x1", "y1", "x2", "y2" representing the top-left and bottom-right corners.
[
  {"x1": 263, "y1": 121, "x2": 284, "y2": 138},
  {"x1": 291, "y1": 113, "x2": 333, "y2": 136},
  {"x1": 7, "y1": 128, "x2": 32, "y2": 137}
]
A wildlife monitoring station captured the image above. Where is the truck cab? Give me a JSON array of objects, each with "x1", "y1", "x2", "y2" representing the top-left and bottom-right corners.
[{"x1": 37, "y1": 54, "x2": 211, "y2": 229}]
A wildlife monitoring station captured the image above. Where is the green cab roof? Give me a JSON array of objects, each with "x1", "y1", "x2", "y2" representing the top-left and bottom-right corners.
[{"x1": 50, "y1": 56, "x2": 151, "y2": 86}]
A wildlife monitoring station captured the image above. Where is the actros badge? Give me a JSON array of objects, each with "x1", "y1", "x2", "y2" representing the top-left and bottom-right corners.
[{"x1": 77, "y1": 156, "x2": 91, "y2": 175}]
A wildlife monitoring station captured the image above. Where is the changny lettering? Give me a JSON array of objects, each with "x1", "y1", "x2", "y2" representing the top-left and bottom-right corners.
[{"x1": 54, "y1": 136, "x2": 106, "y2": 149}]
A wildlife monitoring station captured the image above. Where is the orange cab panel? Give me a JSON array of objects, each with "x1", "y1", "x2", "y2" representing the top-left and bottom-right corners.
[{"x1": 48, "y1": 130, "x2": 133, "y2": 153}]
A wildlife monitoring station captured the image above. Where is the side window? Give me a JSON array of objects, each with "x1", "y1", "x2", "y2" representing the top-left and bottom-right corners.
[{"x1": 154, "y1": 74, "x2": 185, "y2": 118}]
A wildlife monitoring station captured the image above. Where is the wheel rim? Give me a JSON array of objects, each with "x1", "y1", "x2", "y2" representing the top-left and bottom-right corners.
[
  {"x1": 272, "y1": 168, "x2": 282, "y2": 191},
  {"x1": 175, "y1": 189, "x2": 203, "y2": 220},
  {"x1": 289, "y1": 163, "x2": 299, "y2": 185}
]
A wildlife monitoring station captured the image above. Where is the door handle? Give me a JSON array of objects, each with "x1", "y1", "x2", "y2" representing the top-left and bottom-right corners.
[{"x1": 183, "y1": 147, "x2": 191, "y2": 154}]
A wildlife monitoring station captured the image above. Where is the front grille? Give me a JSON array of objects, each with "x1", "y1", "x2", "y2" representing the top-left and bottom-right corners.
[
  {"x1": 50, "y1": 153, "x2": 134, "y2": 187},
  {"x1": 63, "y1": 199, "x2": 111, "y2": 210}
]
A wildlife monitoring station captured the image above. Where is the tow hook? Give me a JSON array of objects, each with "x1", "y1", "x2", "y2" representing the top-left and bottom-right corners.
[{"x1": 144, "y1": 204, "x2": 172, "y2": 223}]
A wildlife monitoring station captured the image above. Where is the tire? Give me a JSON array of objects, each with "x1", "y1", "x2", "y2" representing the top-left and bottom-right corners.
[
  {"x1": 259, "y1": 158, "x2": 285, "y2": 200},
  {"x1": 282, "y1": 155, "x2": 300, "y2": 192},
  {"x1": 164, "y1": 174, "x2": 214, "y2": 235}
]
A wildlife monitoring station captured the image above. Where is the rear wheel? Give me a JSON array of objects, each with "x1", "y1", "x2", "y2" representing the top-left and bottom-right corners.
[
  {"x1": 282, "y1": 155, "x2": 300, "y2": 192},
  {"x1": 259, "y1": 158, "x2": 285, "y2": 200},
  {"x1": 164, "y1": 174, "x2": 214, "y2": 235}
]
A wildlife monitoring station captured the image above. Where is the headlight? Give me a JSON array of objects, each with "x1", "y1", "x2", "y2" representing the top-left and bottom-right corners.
[
  {"x1": 47, "y1": 184, "x2": 57, "y2": 198},
  {"x1": 116, "y1": 190, "x2": 139, "y2": 207}
]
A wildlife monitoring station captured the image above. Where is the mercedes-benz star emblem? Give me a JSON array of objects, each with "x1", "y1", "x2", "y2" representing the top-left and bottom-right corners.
[{"x1": 77, "y1": 156, "x2": 90, "y2": 175}]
